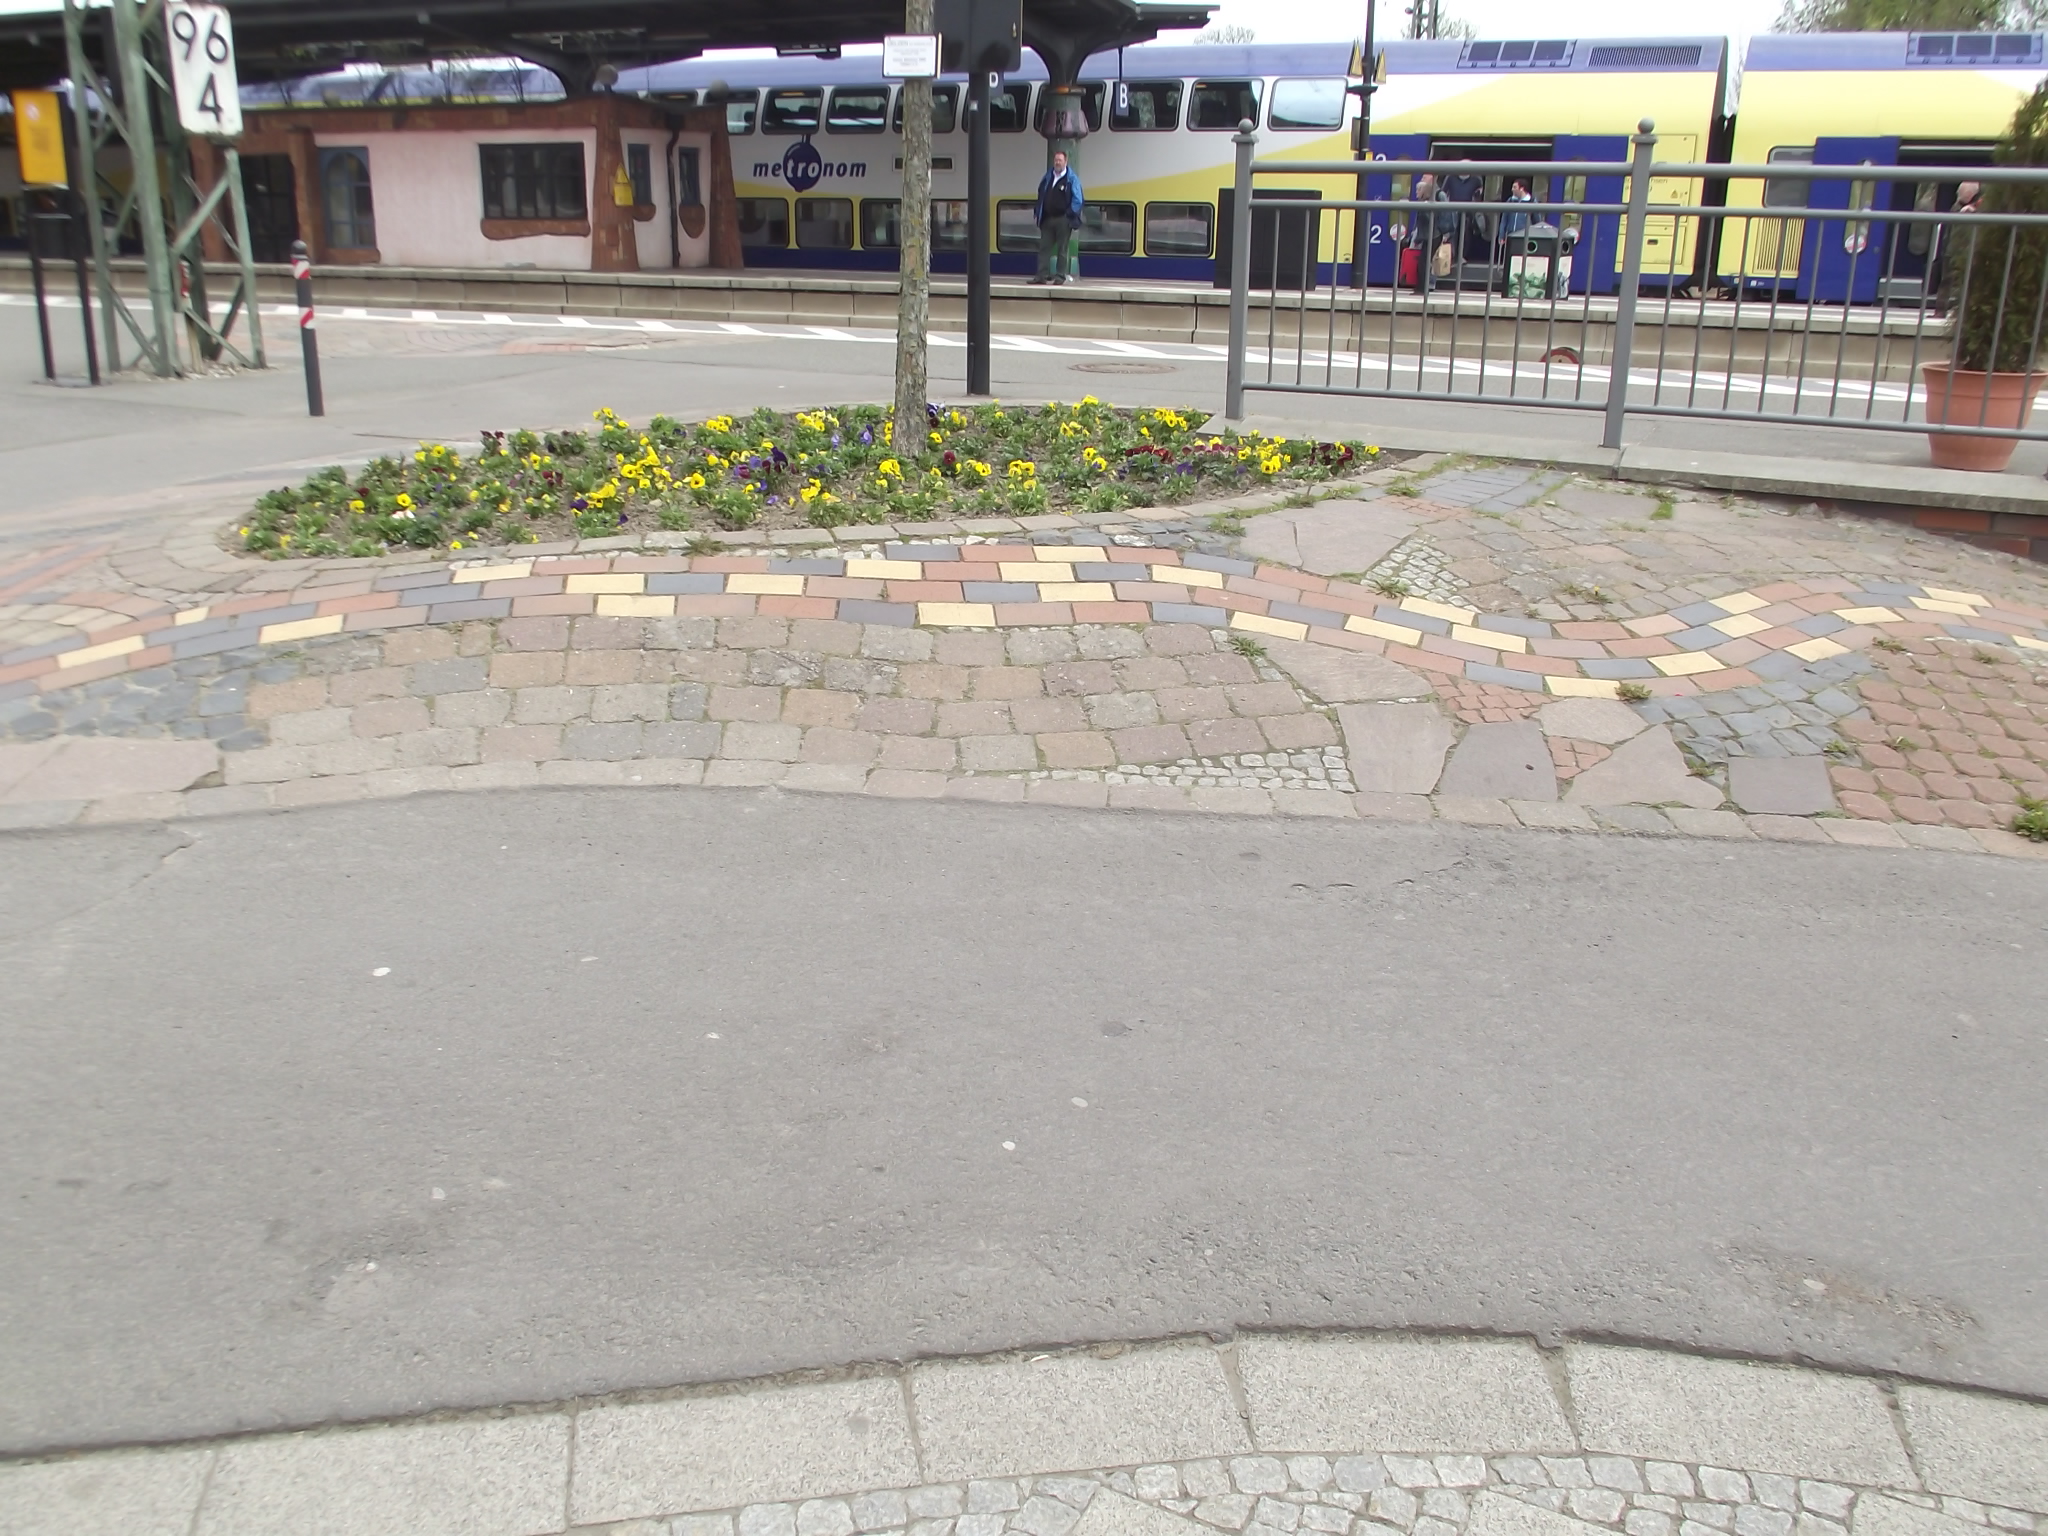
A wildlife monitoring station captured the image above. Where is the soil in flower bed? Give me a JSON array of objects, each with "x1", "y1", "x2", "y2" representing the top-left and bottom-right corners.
[{"x1": 235, "y1": 400, "x2": 1381, "y2": 558}]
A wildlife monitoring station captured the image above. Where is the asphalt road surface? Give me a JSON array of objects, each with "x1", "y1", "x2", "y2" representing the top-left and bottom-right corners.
[{"x1": 2, "y1": 787, "x2": 2044, "y2": 1454}]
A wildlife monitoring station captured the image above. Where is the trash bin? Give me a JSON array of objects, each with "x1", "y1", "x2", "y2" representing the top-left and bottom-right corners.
[{"x1": 1507, "y1": 222, "x2": 1575, "y2": 299}]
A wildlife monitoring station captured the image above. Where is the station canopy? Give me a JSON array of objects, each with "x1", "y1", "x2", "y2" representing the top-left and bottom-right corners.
[{"x1": 0, "y1": 0, "x2": 1216, "y2": 93}]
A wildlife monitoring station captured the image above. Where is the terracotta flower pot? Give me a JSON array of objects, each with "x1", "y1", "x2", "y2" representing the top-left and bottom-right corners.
[{"x1": 1922, "y1": 362, "x2": 2042, "y2": 471}]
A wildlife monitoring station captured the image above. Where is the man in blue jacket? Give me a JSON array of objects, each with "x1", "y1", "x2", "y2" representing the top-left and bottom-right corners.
[{"x1": 1032, "y1": 151, "x2": 1083, "y2": 285}]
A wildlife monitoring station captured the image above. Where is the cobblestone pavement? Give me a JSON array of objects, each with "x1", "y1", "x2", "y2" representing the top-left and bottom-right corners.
[
  {"x1": 4, "y1": 456, "x2": 2048, "y2": 857},
  {"x1": 3, "y1": 1333, "x2": 2044, "y2": 1536}
]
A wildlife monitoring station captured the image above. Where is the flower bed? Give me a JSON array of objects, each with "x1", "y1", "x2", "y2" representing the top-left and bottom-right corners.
[{"x1": 236, "y1": 401, "x2": 1379, "y2": 558}]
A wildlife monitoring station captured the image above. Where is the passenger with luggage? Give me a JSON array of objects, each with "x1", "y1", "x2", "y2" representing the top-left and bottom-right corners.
[{"x1": 1402, "y1": 173, "x2": 1452, "y2": 293}]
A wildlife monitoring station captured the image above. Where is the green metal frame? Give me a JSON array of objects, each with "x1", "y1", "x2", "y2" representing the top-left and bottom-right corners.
[{"x1": 60, "y1": 0, "x2": 265, "y2": 377}]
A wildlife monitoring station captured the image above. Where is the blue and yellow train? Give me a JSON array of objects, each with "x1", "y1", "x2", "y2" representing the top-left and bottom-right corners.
[{"x1": 229, "y1": 31, "x2": 2048, "y2": 300}]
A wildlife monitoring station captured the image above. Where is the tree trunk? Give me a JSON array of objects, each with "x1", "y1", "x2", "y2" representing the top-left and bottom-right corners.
[{"x1": 892, "y1": 0, "x2": 936, "y2": 457}]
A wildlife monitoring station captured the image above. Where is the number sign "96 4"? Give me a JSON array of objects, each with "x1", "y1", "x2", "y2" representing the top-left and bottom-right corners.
[{"x1": 165, "y1": 2, "x2": 242, "y2": 138}]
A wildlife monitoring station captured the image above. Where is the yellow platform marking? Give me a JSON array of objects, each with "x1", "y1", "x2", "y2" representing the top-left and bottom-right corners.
[
  {"x1": 724, "y1": 574, "x2": 805, "y2": 596},
  {"x1": 918, "y1": 602, "x2": 996, "y2": 627},
  {"x1": 1344, "y1": 615, "x2": 1424, "y2": 646},
  {"x1": 595, "y1": 595, "x2": 676, "y2": 617},
  {"x1": 1544, "y1": 675, "x2": 1624, "y2": 698},
  {"x1": 1399, "y1": 596, "x2": 1478, "y2": 625},
  {"x1": 1787, "y1": 636, "x2": 1850, "y2": 662},
  {"x1": 1452, "y1": 624, "x2": 1527, "y2": 653},
  {"x1": 844, "y1": 558, "x2": 922, "y2": 580},
  {"x1": 1153, "y1": 564, "x2": 1223, "y2": 588},
  {"x1": 1833, "y1": 606, "x2": 1901, "y2": 625},
  {"x1": 1038, "y1": 583, "x2": 1117, "y2": 604},
  {"x1": 565, "y1": 573, "x2": 645, "y2": 594},
  {"x1": 57, "y1": 633, "x2": 145, "y2": 668},
  {"x1": 1709, "y1": 612, "x2": 1771, "y2": 639},
  {"x1": 1709, "y1": 591, "x2": 1768, "y2": 615}
]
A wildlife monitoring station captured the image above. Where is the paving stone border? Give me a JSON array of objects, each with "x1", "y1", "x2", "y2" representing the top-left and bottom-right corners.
[
  {"x1": 8, "y1": 462, "x2": 2048, "y2": 857},
  {"x1": 3, "y1": 1333, "x2": 2043, "y2": 1536}
]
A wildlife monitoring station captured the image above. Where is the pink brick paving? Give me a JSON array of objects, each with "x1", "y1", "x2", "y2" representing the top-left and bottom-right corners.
[{"x1": 4, "y1": 475, "x2": 2048, "y2": 857}]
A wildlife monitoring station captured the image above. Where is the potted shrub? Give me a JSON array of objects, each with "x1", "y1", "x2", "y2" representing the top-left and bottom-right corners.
[{"x1": 1925, "y1": 81, "x2": 2048, "y2": 471}]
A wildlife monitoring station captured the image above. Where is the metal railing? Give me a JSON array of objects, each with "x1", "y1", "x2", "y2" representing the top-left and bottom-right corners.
[{"x1": 1222, "y1": 118, "x2": 2048, "y2": 450}]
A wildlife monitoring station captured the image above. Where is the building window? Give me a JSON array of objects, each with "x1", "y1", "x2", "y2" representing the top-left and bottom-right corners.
[
  {"x1": 1270, "y1": 78, "x2": 1345, "y2": 130},
  {"x1": 828, "y1": 86, "x2": 891, "y2": 133},
  {"x1": 1190, "y1": 80, "x2": 1260, "y2": 130},
  {"x1": 892, "y1": 84, "x2": 960, "y2": 135},
  {"x1": 318, "y1": 146, "x2": 375, "y2": 249},
  {"x1": 736, "y1": 196, "x2": 789, "y2": 247},
  {"x1": 1145, "y1": 201, "x2": 1212, "y2": 255},
  {"x1": 1079, "y1": 202, "x2": 1137, "y2": 253},
  {"x1": 996, "y1": 200, "x2": 1039, "y2": 252},
  {"x1": 625, "y1": 142, "x2": 653, "y2": 205},
  {"x1": 677, "y1": 146, "x2": 703, "y2": 208},
  {"x1": 763, "y1": 87, "x2": 823, "y2": 134},
  {"x1": 1109, "y1": 81, "x2": 1181, "y2": 131},
  {"x1": 480, "y1": 142, "x2": 587, "y2": 221},
  {"x1": 724, "y1": 90, "x2": 759, "y2": 135},
  {"x1": 860, "y1": 198, "x2": 900, "y2": 249},
  {"x1": 797, "y1": 197, "x2": 854, "y2": 248}
]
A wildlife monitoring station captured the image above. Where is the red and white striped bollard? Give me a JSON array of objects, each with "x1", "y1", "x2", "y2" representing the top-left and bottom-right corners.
[{"x1": 292, "y1": 239, "x2": 324, "y2": 417}]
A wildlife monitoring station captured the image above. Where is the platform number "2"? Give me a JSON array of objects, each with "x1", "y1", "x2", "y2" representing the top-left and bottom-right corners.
[{"x1": 166, "y1": 3, "x2": 242, "y2": 138}]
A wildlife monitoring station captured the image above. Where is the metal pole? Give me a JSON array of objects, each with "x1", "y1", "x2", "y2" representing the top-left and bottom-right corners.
[
  {"x1": 225, "y1": 147, "x2": 267, "y2": 368},
  {"x1": 1225, "y1": 119, "x2": 1256, "y2": 421},
  {"x1": 60, "y1": 3, "x2": 119, "y2": 374},
  {"x1": 1603, "y1": 118, "x2": 1656, "y2": 451},
  {"x1": 1351, "y1": 0, "x2": 1376, "y2": 288},
  {"x1": 69, "y1": 194, "x2": 101, "y2": 384},
  {"x1": 28, "y1": 213, "x2": 58, "y2": 382},
  {"x1": 293, "y1": 239, "x2": 324, "y2": 416},
  {"x1": 111, "y1": 0, "x2": 179, "y2": 376},
  {"x1": 967, "y1": 69, "x2": 993, "y2": 396}
]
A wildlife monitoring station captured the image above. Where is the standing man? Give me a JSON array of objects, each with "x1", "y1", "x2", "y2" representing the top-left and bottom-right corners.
[{"x1": 1033, "y1": 150, "x2": 1084, "y2": 285}]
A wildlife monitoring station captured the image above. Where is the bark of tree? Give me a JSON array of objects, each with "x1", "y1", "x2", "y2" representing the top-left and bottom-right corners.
[{"x1": 892, "y1": 0, "x2": 936, "y2": 457}]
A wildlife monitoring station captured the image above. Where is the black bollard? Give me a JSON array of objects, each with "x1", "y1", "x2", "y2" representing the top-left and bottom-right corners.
[{"x1": 292, "y1": 239, "x2": 324, "y2": 417}]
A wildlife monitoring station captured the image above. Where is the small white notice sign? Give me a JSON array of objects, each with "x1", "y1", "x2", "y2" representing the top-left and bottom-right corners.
[{"x1": 882, "y1": 33, "x2": 941, "y2": 78}]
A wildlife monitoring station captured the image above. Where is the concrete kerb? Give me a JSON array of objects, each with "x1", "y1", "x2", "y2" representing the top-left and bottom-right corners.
[
  {"x1": 3, "y1": 1331, "x2": 2045, "y2": 1536},
  {"x1": 1230, "y1": 417, "x2": 2048, "y2": 522}
]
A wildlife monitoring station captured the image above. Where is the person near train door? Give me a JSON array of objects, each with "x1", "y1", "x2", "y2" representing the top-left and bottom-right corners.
[
  {"x1": 1033, "y1": 150, "x2": 1084, "y2": 285},
  {"x1": 1931, "y1": 180, "x2": 1981, "y2": 315},
  {"x1": 1404, "y1": 174, "x2": 1452, "y2": 293}
]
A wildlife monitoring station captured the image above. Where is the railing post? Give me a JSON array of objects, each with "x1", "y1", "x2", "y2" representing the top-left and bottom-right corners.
[
  {"x1": 1225, "y1": 118, "x2": 1256, "y2": 423},
  {"x1": 1603, "y1": 118, "x2": 1656, "y2": 451}
]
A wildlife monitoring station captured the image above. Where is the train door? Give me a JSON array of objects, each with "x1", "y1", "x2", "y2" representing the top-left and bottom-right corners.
[
  {"x1": 1360, "y1": 132, "x2": 1428, "y2": 287},
  {"x1": 1877, "y1": 143, "x2": 1994, "y2": 305},
  {"x1": 1626, "y1": 135, "x2": 1700, "y2": 291},
  {"x1": 1552, "y1": 135, "x2": 1627, "y2": 295},
  {"x1": 1429, "y1": 139, "x2": 1551, "y2": 289},
  {"x1": 1798, "y1": 136, "x2": 1898, "y2": 305}
]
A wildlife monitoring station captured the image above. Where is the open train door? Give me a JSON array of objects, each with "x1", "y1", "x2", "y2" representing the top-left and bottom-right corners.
[
  {"x1": 1359, "y1": 133, "x2": 1429, "y2": 288},
  {"x1": 1552, "y1": 135, "x2": 1628, "y2": 295},
  {"x1": 1798, "y1": 136, "x2": 1899, "y2": 305}
]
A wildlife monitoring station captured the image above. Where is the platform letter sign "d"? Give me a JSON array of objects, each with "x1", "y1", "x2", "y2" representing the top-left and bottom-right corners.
[{"x1": 165, "y1": 2, "x2": 242, "y2": 139}]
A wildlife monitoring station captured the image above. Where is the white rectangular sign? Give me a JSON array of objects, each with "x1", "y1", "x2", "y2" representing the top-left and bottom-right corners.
[
  {"x1": 882, "y1": 33, "x2": 941, "y2": 78},
  {"x1": 165, "y1": 2, "x2": 242, "y2": 138}
]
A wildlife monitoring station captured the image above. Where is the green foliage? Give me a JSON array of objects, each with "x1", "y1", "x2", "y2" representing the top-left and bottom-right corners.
[
  {"x1": 1957, "y1": 80, "x2": 2048, "y2": 373},
  {"x1": 2013, "y1": 797, "x2": 2048, "y2": 841},
  {"x1": 1227, "y1": 633, "x2": 1268, "y2": 660},
  {"x1": 236, "y1": 403, "x2": 1380, "y2": 559},
  {"x1": 1777, "y1": 0, "x2": 2005, "y2": 29},
  {"x1": 1616, "y1": 681, "x2": 1653, "y2": 702}
]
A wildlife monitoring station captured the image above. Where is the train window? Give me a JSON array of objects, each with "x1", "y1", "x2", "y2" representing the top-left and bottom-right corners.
[
  {"x1": 1109, "y1": 81, "x2": 1181, "y2": 131},
  {"x1": 796, "y1": 197, "x2": 855, "y2": 248},
  {"x1": 1956, "y1": 33, "x2": 1994, "y2": 59},
  {"x1": 1271, "y1": 79, "x2": 1345, "y2": 130},
  {"x1": 892, "y1": 84, "x2": 961, "y2": 134},
  {"x1": 655, "y1": 90, "x2": 698, "y2": 107},
  {"x1": 1764, "y1": 146, "x2": 1813, "y2": 208},
  {"x1": 1079, "y1": 201, "x2": 1137, "y2": 254},
  {"x1": 725, "y1": 91, "x2": 759, "y2": 135},
  {"x1": 860, "y1": 198, "x2": 900, "y2": 249},
  {"x1": 319, "y1": 148, "x2": 376, "y2": 249},
  {"x1": 991, "y1": 83, "x2": 1038, "y2": 132},
  {"x1": 479, "y1": 143, "x2": 585, "y2": 221},
  {"x1": 933, "y1": 199, "x2": 971, "y2": 252},
  {"x1": 1145, "y1": 201, "x2": 1213, "y2": 256},
  {"x1": 828, "y1": 86, "x2": 891, "y2": 134},
  {"x1": 736, "y1": 196, "x2": 789, "y2": 247},
  {"x1": 1190, "y1": 80, "x2": 1260, "y2": 130},
  {"x1": 997, "y1": 200, "x2": 1039, "y2": 251},
  {"x1": 763, "y1": 87, "x2": 823, "y2": 135},
  {"x1": 1037, "y1": 85, "x2": 1105, "y2": 136}
]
